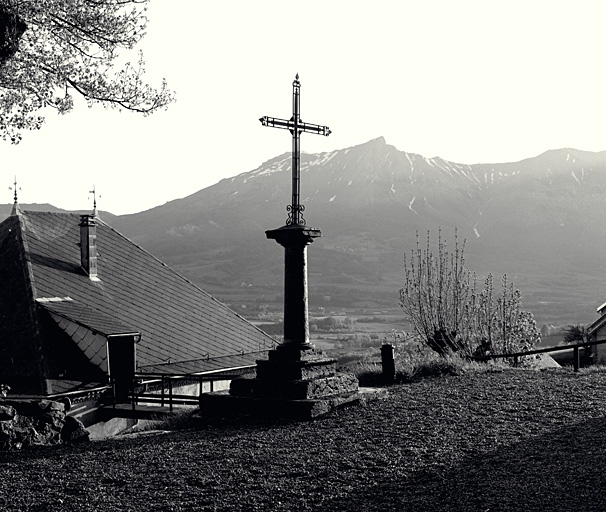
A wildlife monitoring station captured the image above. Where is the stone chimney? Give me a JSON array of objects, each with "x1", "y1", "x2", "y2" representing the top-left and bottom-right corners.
[{"x1": 79, "y1": 215, "x2": 99, "y2": 280}]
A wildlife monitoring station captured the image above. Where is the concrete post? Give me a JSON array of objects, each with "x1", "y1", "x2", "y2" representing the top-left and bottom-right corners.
[{"x1": 381, "y1": 343, "x2": 396, "y2": 384}]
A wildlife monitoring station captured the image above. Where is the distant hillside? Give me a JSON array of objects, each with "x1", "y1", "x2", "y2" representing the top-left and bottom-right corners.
[{"x1": 102, "y1": 138, "x2": 606, "y2": 326}]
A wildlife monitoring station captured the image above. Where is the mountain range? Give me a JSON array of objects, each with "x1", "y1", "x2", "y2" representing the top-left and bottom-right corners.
[{"x1": 6, "y1": 137, "x2": 606, "y2": 326}]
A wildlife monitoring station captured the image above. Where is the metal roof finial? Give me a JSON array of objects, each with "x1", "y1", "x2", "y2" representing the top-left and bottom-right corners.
[
  {"x1": 9, "y1": 176, "x2": 21, "y2": 216},
  {"x1": 89, "y1": 185, "x2": 98, "y2": 217}
]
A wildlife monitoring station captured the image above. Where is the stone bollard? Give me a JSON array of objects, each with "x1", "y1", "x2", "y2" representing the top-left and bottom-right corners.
[{"x1": 381, "y1": 343, "x2": 396, "y2": 384}]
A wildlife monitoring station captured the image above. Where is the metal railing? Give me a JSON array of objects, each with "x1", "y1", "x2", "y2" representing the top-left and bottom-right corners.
[{"x1": 110, "y1": 371, "x2": 250, "y2": 413}]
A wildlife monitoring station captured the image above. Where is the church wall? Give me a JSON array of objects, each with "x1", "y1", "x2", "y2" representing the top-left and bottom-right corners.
[{"x1": 0, "y1": 218, "x2": 46, "y2": 393}]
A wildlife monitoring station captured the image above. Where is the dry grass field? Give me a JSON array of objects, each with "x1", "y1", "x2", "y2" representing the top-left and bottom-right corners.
[{"x1": 2, "y1": 367, "x2": 606, "y2": 511}]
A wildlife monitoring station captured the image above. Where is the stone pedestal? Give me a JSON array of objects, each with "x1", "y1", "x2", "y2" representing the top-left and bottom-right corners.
[
  {"x1": 199, "y1": 224, "x2": 362, "y2": 420},
  {"x1": 230, "y1": 345, "x2": 358, "y2": 402},
  {"x1": 200, "y1": 345, "x2": 361, "y2": 419}
]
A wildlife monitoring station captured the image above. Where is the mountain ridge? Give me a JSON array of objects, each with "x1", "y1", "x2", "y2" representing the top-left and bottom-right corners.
[
  {"x1": 104, "y1": 137, "x2": 606, "y2": 326},
  {"x1": 5, "y1": 138, "x2": 606, "y2": 326}
]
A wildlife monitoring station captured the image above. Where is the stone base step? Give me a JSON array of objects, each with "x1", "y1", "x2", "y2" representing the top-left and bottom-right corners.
[
  {"x1": 198, "y1": 387, "x2": 388, "y2": 420},
  {"x1": 267, "y1": 345, "x2": 327, "y2": 362},
  {"x1": 230, "y1": 372, "x2": 359, "y2": 400},
  {"x1": 255, "y1": 358, "x2": 337, "y2": 381}
]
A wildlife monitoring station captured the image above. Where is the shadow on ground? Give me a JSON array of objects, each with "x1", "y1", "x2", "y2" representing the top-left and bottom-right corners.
[{"x1": 320, "y1": 416, "x2": 606, "y2": 512}]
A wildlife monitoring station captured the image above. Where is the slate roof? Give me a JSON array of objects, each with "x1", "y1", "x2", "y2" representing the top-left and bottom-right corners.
[
  {"x1": 37, "y1": 299, "x2": 139, "y2": 337},
  {"x1": 0, "y1": 211, "x2": 276, "y2": 392}
]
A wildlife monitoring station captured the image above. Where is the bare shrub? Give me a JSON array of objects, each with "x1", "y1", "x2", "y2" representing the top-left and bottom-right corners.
[{"x1": 399, "y1": 229, "x2": 540, "y2": 358}]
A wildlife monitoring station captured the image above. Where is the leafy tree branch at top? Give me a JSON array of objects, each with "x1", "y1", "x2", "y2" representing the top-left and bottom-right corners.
[{"x1": 0, "y1": 0, "x2": 174, "y2": 143}]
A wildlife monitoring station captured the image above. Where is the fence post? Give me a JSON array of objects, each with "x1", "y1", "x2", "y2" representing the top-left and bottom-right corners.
[
  {"x1": 381, "y1": 343, "x2": 396, "y2": 384},
  {"x1": 573, "y1": 346, "x2": 580, "y2": 372},
  {"x1": 111, "y1": 376, "x2": 117, "y2": 409},
  {"x1": 169, "y1": 379, "x2": 173, "y2": 412},
  {"x1": 131, "y1": 376, "x2": 136, "y2": 411}
]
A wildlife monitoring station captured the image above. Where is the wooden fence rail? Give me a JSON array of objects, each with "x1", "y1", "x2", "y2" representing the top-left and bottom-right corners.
[{"x1": 470, "y1": 338, "x2": 606, "y2": 372}]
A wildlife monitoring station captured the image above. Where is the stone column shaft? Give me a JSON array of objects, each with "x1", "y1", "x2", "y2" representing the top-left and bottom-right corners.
[
  {"x1": 283, "y1": 241, "x2": 309, "y2": 345},
  {"x1": 266, "y1": 225, "x2": 321, "y2": 347}
]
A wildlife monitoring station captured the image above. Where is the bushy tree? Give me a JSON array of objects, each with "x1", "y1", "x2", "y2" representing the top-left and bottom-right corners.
[
  {"x1": 562, "y1": 324, "x2": 594, "y2": 365},
  {"x1": 562, "y1": 324, "x2": 588, "y2": 345},
  {"x1": 399, "y1": 229, "x2": 540, "y2": 357},
  {"x1": 0, "y1": 0, "x2": 173, "y2": 143}
]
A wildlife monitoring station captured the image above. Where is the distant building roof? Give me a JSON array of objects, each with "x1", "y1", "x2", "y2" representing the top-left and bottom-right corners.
[
  {"x1": 588, "y1": 312, "x2": 606, "y2": 338},
  {"x1": 0, "y1": 211, "x2": 276, "y2": 394}
]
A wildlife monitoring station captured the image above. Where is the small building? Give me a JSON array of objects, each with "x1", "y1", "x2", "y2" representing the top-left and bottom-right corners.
[
  {"x1": 0, "y1": 209, "x2": 275, "y2": 417},
  {"x1": 587, "y1": 301, "x2": 606, "y2": 364}
]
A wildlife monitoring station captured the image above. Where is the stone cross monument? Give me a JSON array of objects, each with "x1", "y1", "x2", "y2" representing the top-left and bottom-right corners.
[
  {"x1": 260, "y1": 74, "x2": 330, "y2": 347},
  {"x1": 224, "y1": 75, "x2": 359, "y2": 419}
]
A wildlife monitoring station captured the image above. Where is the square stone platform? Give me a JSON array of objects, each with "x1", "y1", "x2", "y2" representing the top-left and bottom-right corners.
[{"x1": 198, "y1": 345, "x2": 378, "y2": 420}]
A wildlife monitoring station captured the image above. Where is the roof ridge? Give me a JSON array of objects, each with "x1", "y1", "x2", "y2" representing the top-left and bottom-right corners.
[
  {"x1": 13, "y1": 213, "x2": 39, "y2": 303},
  {"x1": 21, "y1": 211, "x2": 80, "y2": 217},
  {"x1": 10, "y1": 213, "x2": 47, "y2": 392}
]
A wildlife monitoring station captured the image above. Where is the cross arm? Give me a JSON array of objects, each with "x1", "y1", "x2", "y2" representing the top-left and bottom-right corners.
[
  {"x1": 259, "y1": 116, "x2": 331, "y2": 136},
  {"x1": 298, "y1": 121, "x2": 331, "y2": 136},
  {"x1": 259, "y1": 116, "x2": 292, "y2": 130}
]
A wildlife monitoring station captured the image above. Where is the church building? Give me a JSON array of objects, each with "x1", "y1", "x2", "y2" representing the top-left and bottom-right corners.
[{"x1": 0, "y1": 206, "x2": 275, "y2": 399}]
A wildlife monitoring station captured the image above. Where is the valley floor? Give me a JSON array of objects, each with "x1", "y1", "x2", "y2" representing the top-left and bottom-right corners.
[{"x1": 2, "y1": 368, "x2": 606, "y2": 511}]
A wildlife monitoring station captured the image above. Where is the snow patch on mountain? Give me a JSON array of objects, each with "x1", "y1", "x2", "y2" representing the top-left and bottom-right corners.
[
  {"x1": 423, "y1": 197, "x2": 437, "y2": 212},
  {"x1": 308, "y1": 151, "x2": 337, "y2": 167},
  {"x1": 473, "y1": 221, "x2": 481, "y2": 238},
  {"x1": 408, "y1": 196, "x2": 417, "y2": 214},
  {"x1": 250, "y1": 157, "x2": 290, "y2": 178},
  {"x1": 405, "y1": 153, "x2": 414, "y2": 171}
]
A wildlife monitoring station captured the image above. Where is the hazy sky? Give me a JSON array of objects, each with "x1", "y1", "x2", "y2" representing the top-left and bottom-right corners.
[{"x1": 3, "y1": 1, "x2": 606, "y2": 214}]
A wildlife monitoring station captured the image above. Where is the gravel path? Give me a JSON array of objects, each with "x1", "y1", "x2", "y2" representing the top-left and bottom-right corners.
[{"x1": 2, "y1": 368, "x2": 606, "y2": 511}]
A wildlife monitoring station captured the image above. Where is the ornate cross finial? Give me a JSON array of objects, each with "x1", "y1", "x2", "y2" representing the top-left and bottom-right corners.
[
  {"x1": 9, "y1": 176, "x2": 21, "y2": 216},
  {"x1": 260, "y1": 74, "x2": 331, "y2": 226}
]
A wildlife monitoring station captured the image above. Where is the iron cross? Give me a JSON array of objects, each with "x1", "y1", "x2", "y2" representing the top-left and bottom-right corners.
[{"x1": 260, "y1": 74, "x2": 331, "y2": 226}]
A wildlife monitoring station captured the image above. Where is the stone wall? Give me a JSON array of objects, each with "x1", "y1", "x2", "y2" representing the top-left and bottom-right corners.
[{"x1": 0, "y1": 399, "x2": 89, "y2": 450}]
